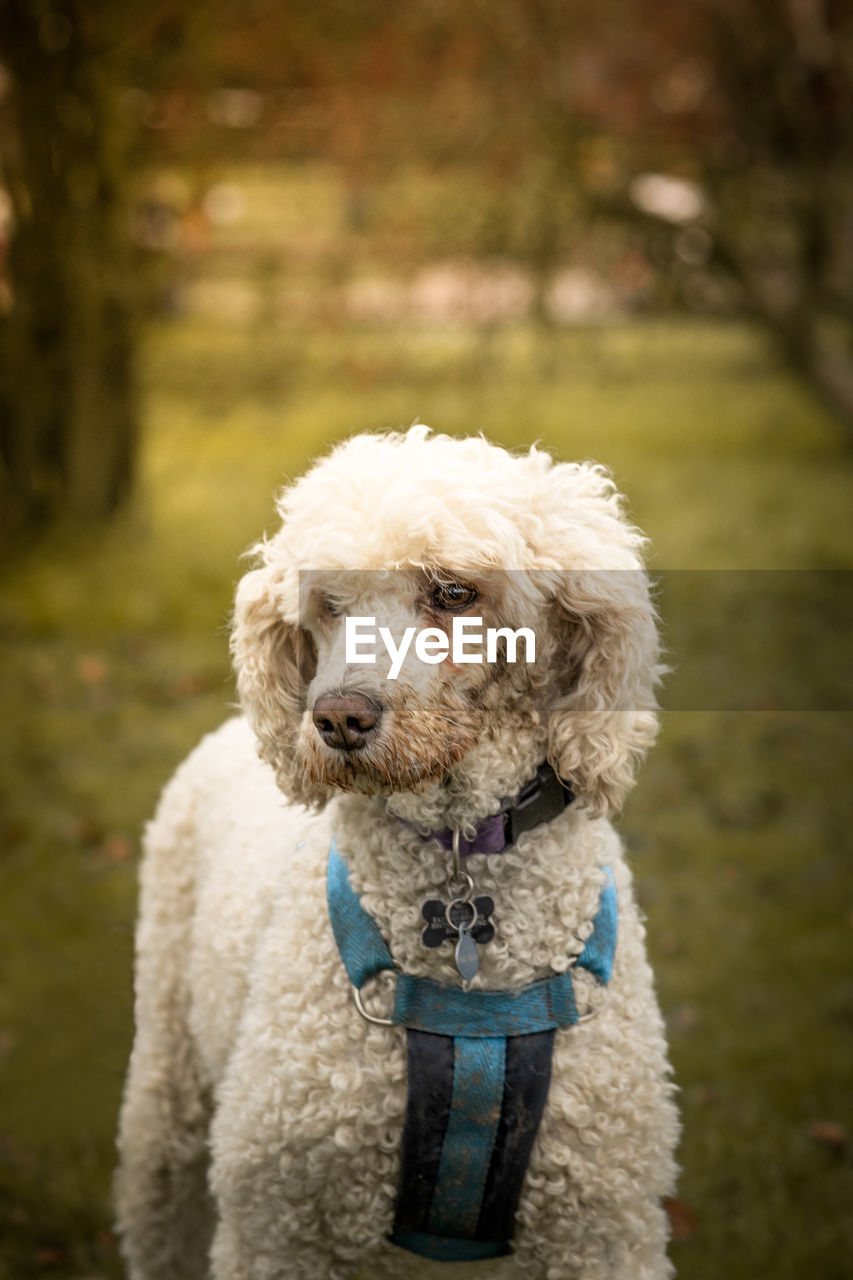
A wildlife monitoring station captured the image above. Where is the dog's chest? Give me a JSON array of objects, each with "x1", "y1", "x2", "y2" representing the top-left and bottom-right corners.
[
  {"x1": 319, "y1": 831, "x2": 618, "y2": 1260},
  {"x1": 203, "y1": 817, "x2": 629, "y2": 1265},
  {"x1": 350, "y1": 835, "x2": 609, "y2": 992}
]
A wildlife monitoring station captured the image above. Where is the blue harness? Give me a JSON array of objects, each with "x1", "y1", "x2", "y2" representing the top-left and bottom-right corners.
[{"x1": 327, "y1": 840, "x2": 618, "y2": 1262}]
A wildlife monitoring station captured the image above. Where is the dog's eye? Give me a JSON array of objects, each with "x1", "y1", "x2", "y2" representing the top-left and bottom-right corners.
[
  {"x1": 432, "y1": 581, "x2": 478, "y2": 611},
  {"x1": 320, "y1": 595, "x2": 341, "y2": 618}
]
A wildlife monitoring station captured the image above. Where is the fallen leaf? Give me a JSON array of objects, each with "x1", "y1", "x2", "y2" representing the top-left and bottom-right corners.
[
  {"x1": 77, "y1": 654, "x2": 108, "y2": 685},
  {"x1": 168, "y1": 672, "x2": 214, "y2": 701},
  {"x1": 808, "y1": 1121, "x2": 847, "y2": 1151},
  {"x1": 69, "y1": 815, "x2": 105, "y2": 846},
  {"x1": 664, "y1": 1196, "x2": 698, "y2": 1241},
  {"x1": 670, "y1": 1005, "x2": 699, "y2": 1030},
  {"x1": 101, "y1": 835, "x2": 132, "y2": 864},
  {"x1": 34, "y1": 1245, "x2": 69, "y2": 1266}
]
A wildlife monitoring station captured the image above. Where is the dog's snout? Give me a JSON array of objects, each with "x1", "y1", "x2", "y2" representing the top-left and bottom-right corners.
[{"x1": 313, "y1": 691, "x2": 382, "y2": 751}]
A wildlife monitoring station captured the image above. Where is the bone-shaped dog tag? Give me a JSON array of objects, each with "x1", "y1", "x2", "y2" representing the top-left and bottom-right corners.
[{"x1": 421, "y1": 896, "x2": 495, "y2": 948}]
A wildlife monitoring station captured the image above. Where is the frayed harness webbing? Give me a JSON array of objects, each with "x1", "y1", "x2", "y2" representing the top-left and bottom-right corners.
[{"x1": 326, "y1": 841, "x2": 618, "y2": 1262}]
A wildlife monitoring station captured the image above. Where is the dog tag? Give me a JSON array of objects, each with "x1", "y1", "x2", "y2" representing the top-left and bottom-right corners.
[
  {"x1": 455, "y1": 924, "x2": 480, "y2": 981},
  {"x1": 421, "y1": 896, "x2": 495, "y2": 948}
]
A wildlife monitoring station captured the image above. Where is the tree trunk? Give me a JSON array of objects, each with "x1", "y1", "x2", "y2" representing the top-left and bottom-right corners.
[
  {"x1": 0, "y1": 0, "x2": 138, "y2": 541},
  {"x1": 711, "y1": 222, "x2": 853, "y2": 444}
]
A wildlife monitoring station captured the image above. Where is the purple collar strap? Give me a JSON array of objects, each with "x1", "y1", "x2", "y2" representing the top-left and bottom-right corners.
[{"x1": 403, "y1": 763, "x2": 575, "y2": 857}]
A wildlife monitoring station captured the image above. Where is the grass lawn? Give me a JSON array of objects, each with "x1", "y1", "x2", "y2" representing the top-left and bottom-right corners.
[{"x1": 0, "y1": 315, "x2": 851, "y2": 1279}]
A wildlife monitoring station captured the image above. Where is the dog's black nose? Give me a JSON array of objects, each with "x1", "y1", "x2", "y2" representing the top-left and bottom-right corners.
[{"x1": 313, "y1": 691, "x2": 382, "y2": 751}]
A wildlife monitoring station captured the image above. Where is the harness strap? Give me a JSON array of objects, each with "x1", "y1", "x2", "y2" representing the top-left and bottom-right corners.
[
  {"x1": 326, "y1": 835, "x2": 394, "y2": 989},
  {"x1": 327, "y1": 841, "x2": 618, "y2": 1022},
  {"x1": 326, "y1": 840, "x2": 618, "y2": 1261},
  {"x1": 390, "y1": 1026, "x2": 557, "y2": 1261}
]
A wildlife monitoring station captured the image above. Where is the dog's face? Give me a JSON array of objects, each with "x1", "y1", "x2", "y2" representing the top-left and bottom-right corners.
[
  {"x1": 231, "y1": 428, "x2": 661, "y2": 819},
  {"x1": 295, "y1": 567, "x2": 551, "y2": 797}
]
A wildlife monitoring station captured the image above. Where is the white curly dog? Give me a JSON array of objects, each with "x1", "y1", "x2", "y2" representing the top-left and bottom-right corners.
[{"x1": 116, "y1": 427, "x2": 679, "y2": 1280}]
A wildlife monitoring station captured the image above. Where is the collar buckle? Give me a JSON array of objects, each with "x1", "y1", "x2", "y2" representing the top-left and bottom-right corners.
[{"x1": 501, "y1": 763, "x2": 575, "y2": 849}]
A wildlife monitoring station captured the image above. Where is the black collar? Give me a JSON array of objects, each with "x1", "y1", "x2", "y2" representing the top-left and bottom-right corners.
[{"x1": 404, "y1": 762, "x2": 575, "y2": 857}]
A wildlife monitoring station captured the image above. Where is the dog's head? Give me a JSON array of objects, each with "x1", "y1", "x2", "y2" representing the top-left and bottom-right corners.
[{"x1": 231, "y1": 427, "x2": 661, "y2": 820}]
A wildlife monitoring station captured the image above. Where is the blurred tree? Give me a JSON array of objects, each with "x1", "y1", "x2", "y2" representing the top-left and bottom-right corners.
[
  {"x1": 532, "y1": 0, "x2": 853, "y2": 436},
  {"x1": 3, "y1": 0, "x2": 846, "y2": 520},
  {"x1": 696, "y1": 0, "x2": 853, "y2": 434},
  {"x1": 0, "y1": 0, "x2": 138, "y2": 539}
]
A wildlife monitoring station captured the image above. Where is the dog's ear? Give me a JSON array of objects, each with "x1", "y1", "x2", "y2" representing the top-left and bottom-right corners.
[
  {"x1": 544, "y1": 568, "x2": 662, "y2": 818},
  {"x1": 230, "y1": 564, "x2": 325, "y2": 807}
]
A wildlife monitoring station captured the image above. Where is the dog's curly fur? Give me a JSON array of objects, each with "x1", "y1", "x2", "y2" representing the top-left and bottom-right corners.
[{"x1": 116, "y1": 427, "x2": 679, "y2": 1280}]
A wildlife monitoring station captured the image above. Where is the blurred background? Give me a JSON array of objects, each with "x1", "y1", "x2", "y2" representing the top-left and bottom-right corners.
[{"x1": 0, "y1": 2, "x2": 852, "y2": 1277}]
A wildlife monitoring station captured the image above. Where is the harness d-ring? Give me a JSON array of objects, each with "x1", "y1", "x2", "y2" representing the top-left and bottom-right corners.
[
  {"x1": 353, "y1": 974, "x2": 395, "y2": 1026},
  {"x1": 565, "y1": 954, "x2": 598, "y2": 1024}
]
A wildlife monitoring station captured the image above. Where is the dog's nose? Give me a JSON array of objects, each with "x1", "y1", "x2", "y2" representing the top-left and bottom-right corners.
[{"x1": 312, "y1": 691, "x2": 382, "y2": 751}]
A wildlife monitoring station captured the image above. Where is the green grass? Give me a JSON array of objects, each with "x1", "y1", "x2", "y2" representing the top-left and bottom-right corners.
[{"x1": 1, "y1": 314, "x2": 851, "y2": 1279}]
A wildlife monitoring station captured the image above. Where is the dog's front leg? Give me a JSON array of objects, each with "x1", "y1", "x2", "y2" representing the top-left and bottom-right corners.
[
  {"x1": 206, "y1": 935, "x2": 407, "y2": 1279},
  {"x1": 210, "y1": 1217, "x2": 353, "y2": 1280},
  {"x1": 115, "y1": 780, "x2": 215, "y2": 1280},
  {"x1": 208, "y1": 1081, "x2": 364, "y2": 1280},
  {"x1": 116, "y1": 1027, "x2": 214, "y2": 1280}
]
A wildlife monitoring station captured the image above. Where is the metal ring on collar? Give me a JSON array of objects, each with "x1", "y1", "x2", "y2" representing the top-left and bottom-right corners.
[
  {"x1": 446, "y1": 869, "x2": 475, "y2": 901},
  {"x1": 451, "y1": 827, "x2": 462, "y2": 879}
]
